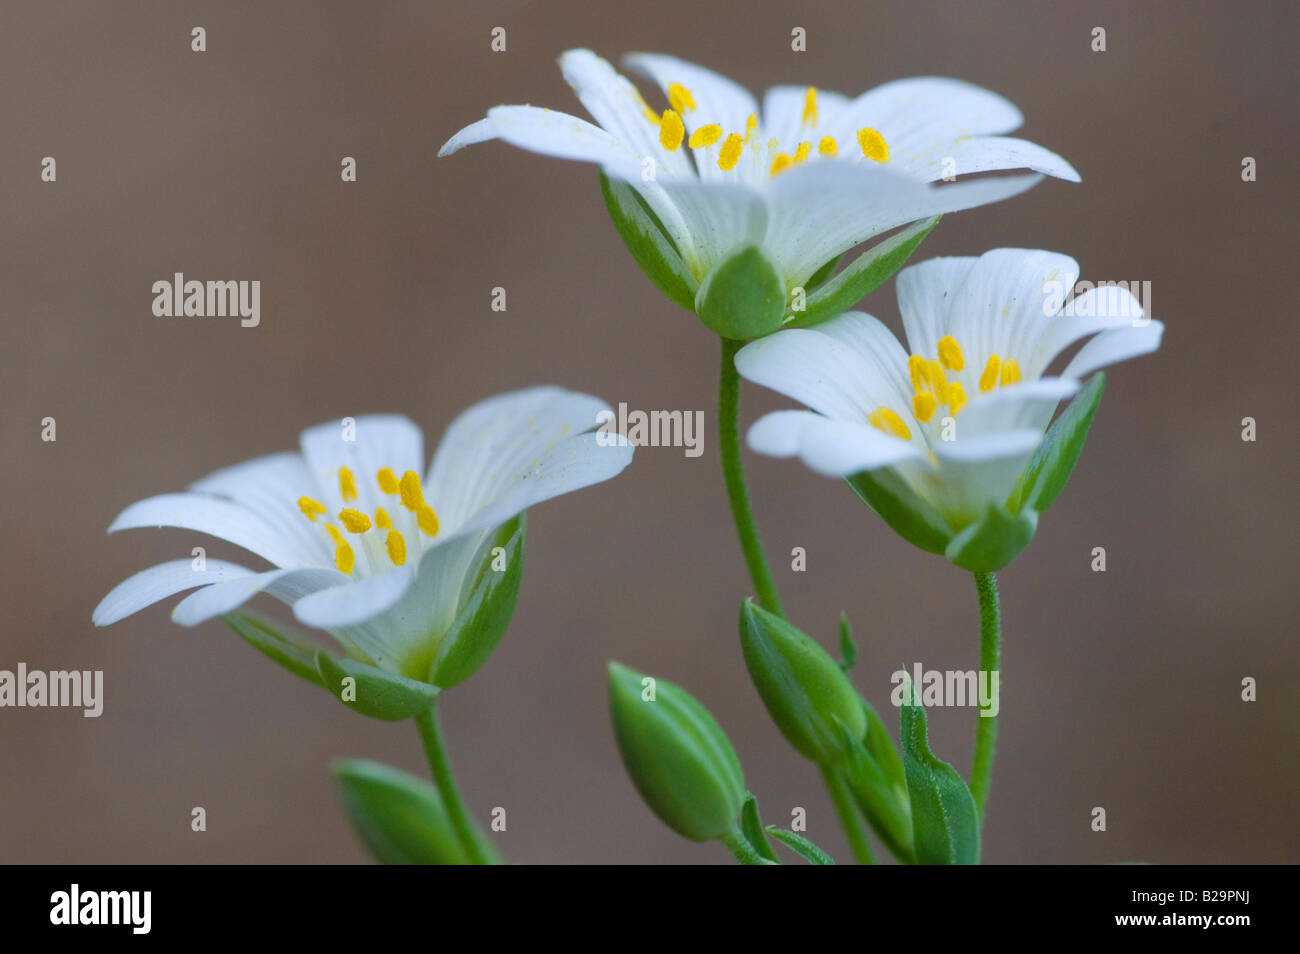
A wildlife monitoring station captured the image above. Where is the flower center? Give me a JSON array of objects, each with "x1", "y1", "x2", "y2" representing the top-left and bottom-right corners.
[
  {"x1": 296, "y1": 466, "x2": 440, "y2": 576},
  {"x1": 646, "y1": 83, "x2": 889, "y2": 175}
]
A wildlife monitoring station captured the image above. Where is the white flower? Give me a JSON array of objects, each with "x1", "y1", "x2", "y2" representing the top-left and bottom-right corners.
[
  {"x1": 94, "y1": 388, "x2": 633, "y2": 677},
  {"x1": 439, "y1": 49, "x2": 1079, "y2": 293},
  {"x1": 735, "y1": 249, "x2": 1163, "y2": 528}
]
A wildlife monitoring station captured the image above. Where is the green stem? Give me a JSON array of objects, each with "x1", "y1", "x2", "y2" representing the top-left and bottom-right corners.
[
  {"x1": 414, "y1": 702, "x2": 496, "y2": 865},
  {"x1": 821, "y1": 764, "x2": 875, "y2": 865},
  {"x1": 720, "y1": 825, "x2": 772, "y2": 865},
  {"x1": 969, "y1": 571, "x2": 1001, "y2": 822},
  {"x1": 718, "y1": 337, "x2": 784, "y2": 617}
]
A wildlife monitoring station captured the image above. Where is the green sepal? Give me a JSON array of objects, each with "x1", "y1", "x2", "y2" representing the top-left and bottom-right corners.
[
  {"x1": 837, "y1": 709, "x2": 914, "y2": 863},
  {"x1": 738, "y1": 600, "x2": 865, "y2": 764},
  {"x1": 599, "y1": 172, "x2": 698, "y2": 313},
  {"x1": 900, "y1": 681, "x2": 980, "y2": 865},
  {"x1": 846, "y1": 468, "x2": 953, "y2": 555},
  {"x1": 804, "y1": 252, "x2": 841, "y2": 292},
  {"x1": 783, "y1": 216, "x2": 940, "y2": 329},
  {"x1": 944, "y1": 501, "x2": 1038, "y2": 573},
  {"x1": 332, "y1": 758, "x2": 486, "y2": 865},
  {"x1": 765, "y1": 826, "x2": 836, "y2": 865},
  {"x1": 221, "y1": 609, "x2": 324, "y2": 687},
  {"x1": 695, "y1": 245, "x2": 786, "y2": 341},
  {"x1": 837, "y1": 612, "x2": 858, "y2": 672},
  {"x1": 315, "y1": 651, "x2": 439, "y2": 721},
  {"x1": 430, "y1": 516, "x2": 525, "y2": 689},
  {"x1": 740, "y1": 792, "x2": 779, "y2": 863},
  {"x1": 1007, "y1": 372, "x2": 1106, "y2": 515},
  {"x1": 607, "y1": 662, "x2": 746, "y2": 842}
]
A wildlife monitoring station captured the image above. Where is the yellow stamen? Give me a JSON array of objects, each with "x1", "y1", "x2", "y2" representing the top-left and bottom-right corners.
[
  {"x1": 913, "y1": 392, "x2": 938, "y2": 423},
  {"x1": 385, "y1": 530, "x2": 407, "y2": 567},
  {"x1": 659, "y1": 109, "x2": 685, "y2": 151},
  {"x1": 1000, "y1": 358, "x2": 1022, "y2": 386},
  {"x1": 718, "y1": 133, "x2": 744, "y2": 171},
  {"x1": 802, "y1": 87, "x2": 818, "y2": 126},
  {"x1": 793, "y1": 141, "x2": 812, "y2": 163},
  {"x1": 770, "y1": 152, "x2": 793, "y2": 176},
  {"x1": 928, "y1": 360, "x2": 950, "y2": 405},
  {"x1": 376, "y1": 467, "x2": 399, "y2": 494},
  {"x1": 643, "y1": 106, "x2": 661, "y2": 125},
  {"x1": 338, "y1": 509, "x2": 371, "y2": 534},
  {"x1": 668, "y1": 82, "x2": 696, "y2": 113},
  {"x1": 688, "y1": 123, "x2": 722, "y2": 148},
  {"x1": 374, "y1": 507, "x2": 392, "y2": 530},
  {"x1": 869, "y1": 406, "x2": 912, "y2": 441},
  {"x1": 817, "y1": 136, "x2": 838, "y2": 156},
  {"x1": 937, "y1": 335, "x2": 965, "y2": 371},
  {"x1": 857, "y1": 127, "x2": 890, "y2": 162},
  {"x1": 949, "y1": 382, "x2": 968, "y2": 417},
  {"x1": 325, "y1": 523, "x2": 344, "y2": 545},
  {"x1": 297, "y1": 496, "x2": 327, "y2": 522},
  {"x1": 744, "y1": 113, "x2": 758, "y2": 139},
  {"x1": 979, "y1": 354, "x2": 1002, "y2": 393},
  {"x1": 398, "y1": 470, "x2": 424, "y2": 511},
  {"x1": 417, "y1": 503, "x2": 440, "y2": 537},
  {"x1": 334, "y1": 540, "x2": 355, "y2": 575},
  {"x1": 908, "y1": 354, "x2": 932, "y2": 391},
  {"x1": 338, "y1": 467, "x2": 358, "y2": 502}
]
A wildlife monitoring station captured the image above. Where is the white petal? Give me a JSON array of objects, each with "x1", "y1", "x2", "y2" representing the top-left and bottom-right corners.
[
  {"x1": 927, "y1": 428, "x2": 1044, "y2": 524},
  {"x1": 108, "y1": 493, "x2": 310, "y2": 569},
  {"x1": 736, "y1": 324, "x2": 891, "y2": 423},
  {"x1": 425, "y1": 387, "x2": 634, "y2": 541},
  {"x1": 896, "y1": 256, "x2": 979, "y2": 358},
  {"x1": 646, "y1": 177, "x2": 768, "y2": 276},
  {"x1": 623, "y1": 53, "x2": 759, "y2": 142},
  {"x1": 172, "y1": 567, "x2": 346, "y2": 626},
  {"x1": 907, "y1": 135, "x2": 1079, "y2": 183},
  {"x1": 438, "y1": 117, "x2": 499, "y2": 157},
  {"x1": 955, "y1": 378, "x2": 1080, "y2": 438},
  {"x1": 1061, "y1": 321, "x2": 1164, "y2": 379},
  {"x1": 748, "y1": 410, "x2": 922, "y2": 477},
  {"x1": 483, "y1": 105, "x2": 639, "y2": 170},
  {"x1": 806, "y1": 311, "x2": 917, "y2": 413},
  {"x1": 1030, "y1": 283, "x2": 1150, "y2": 376},
  {"x1": 298, "y1": 414, "x2": 424, "y2": 515},
  {"x1": 291, "y1": 565, "x2": 416, "y2": 631},
  {"x1": 93, "y1": 559, "x2": 253, "y2": 626},
  {"x1": 760, "y1": 84, "x2": 848, "y2": 151}
]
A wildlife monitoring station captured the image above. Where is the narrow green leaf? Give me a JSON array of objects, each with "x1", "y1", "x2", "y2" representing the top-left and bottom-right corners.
[
  {"x1": 1008, "y1": 372, "x2": 1106, "y2": 515},
  {"x1": 836, "y1": 714, "x2": 914, "y2": 863},
  {"x1": 739, "y1": 792, "x2": 779, "y2": 862},
  {"x1": 332, "y1": 759, "x2": 470, "y2": 865},
  {"x1": 316, "y1": 652, "x2": 439, "y2": 721},
  {"x1": 695, "y1": 245, "x2": 786, "y2": 340},
  {"x1": 900, "y1": 683, "x2": 980, "y2": 865},
  {"x1": 221, "y1": 609, "x2": 324, "y2": 687},
  {"x1": 944, "y1": 501, "x2": 1038, "y2": 573},
  {"x1": 845, "y1": 468, "x2": 953, "y2": 555},
  {"x1": 765, "y1": 826, "x2": 836, "y2": 865},
  {"x1": 784, "y1": 216, "x2": 940, "y2": 329},
  {"x1": 837, "y1": 612, "x2": 857, "y2": 671},
  {"x1": 600, "y1": 172, "x2": 698, "y2": 312},
  {"x1": 431, "y1": 517, "x2": 525, "y2": 689}
]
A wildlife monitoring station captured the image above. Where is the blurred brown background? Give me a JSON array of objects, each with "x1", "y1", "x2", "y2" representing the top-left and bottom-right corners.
[{"x1": 1, "y1": 0, "x2": 1296, "y2": 864}]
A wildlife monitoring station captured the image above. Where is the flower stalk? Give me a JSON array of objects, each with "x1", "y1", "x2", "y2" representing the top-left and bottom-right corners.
[
  {"x1": 969, "y1": 571, "x2": 1001, "y2": 820},
  {"x1": 414, "y1": 702, "x2": 497, "y2": 865}
]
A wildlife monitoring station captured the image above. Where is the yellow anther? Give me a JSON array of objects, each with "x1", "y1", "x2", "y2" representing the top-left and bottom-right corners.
[
  {"x1": 928, "y1": 360, "x2": 950, "y2": 405},
  {"x1": 913, "y1": 392, "x2": 938, "y2": 423},
  {"x1": 802, "y1": 86, "x2": 818, "y2": 126},
  {"x1": 338, "y1": 467, "x2": 358, "y2": 502},
  {"x1": 688, "y1": 123, "x2": 722, "y2": 148},
  {"x1": 376, "y1": 467, "x2": 399, "y2": 494},
  {"x1": 718, "y1": 133, "x2": 744, "y2": 171},
  {"x1": 417, "y1": 503, "x2": 440, "y2": 537},
  {"x1": 398, "y1": 471, "x2": 424, "y2": 512},
  {"x1": 948, "y1": 382, "x2": 968, "y2": 417},
  {"x1": 979, "y1": 354, "x2": 1002, "y2": 393},
  {"x1": 908, "y1": 354, "x2": 932, "y2": 391},
  {"x1": 869, "y1": 406, "x2": 912, "y2": 441},
  {"x1": 385, "y1": 530, "x2": 407, "y2": 567},
  {"x1": 374, "y1": 507, "x2": 392, "y2": 530},
  {"x1": 857, "y1": 127, "x2": 890, "y2": 162},
  {"x1": 659, "y1": 109, "x2": 685, "y2": 151},
  {"x1": 744, "y1": 113, "x2": 758, "y2": 139},
  {"x1": 937, "y1": 335, "x2": 965, "y2": 371},
  {"x1": 338, "y1": 509, "x2": 371, "y2": 534},
  {"x1": 297, "y1": 496, "x2": 327, "y2": 522},
  {"x1": 1000, "y1": 358, "x2": 1022, "y2": 386},
  {"x1": 793, "y1": 141, "x2": 812, "y2": 163},
  {"x1": 668, "y1": 82, "x2": 696, "y2": 113},
  {"x1": 325, "y1": 523, "x2": 344, "y2": 545},
  {"x1": 818, "y1": 136, "x2": 838, "y2": 156},
  {"x1": 643, "y1": 106, "x2": 661, "y2": 125},
  {"x1": 770, "y1": 152, "x2": 794, "y2": 176},
  {"x1": 334, "y1": 540, "x2": 355, "y2": 575}
]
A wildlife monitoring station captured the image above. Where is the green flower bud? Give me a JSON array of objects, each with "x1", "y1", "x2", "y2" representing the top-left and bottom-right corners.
[
  {"x1": 607, "y1": 662, "x2": 745, "y2": 842},
  {"x1": 694, "y1": 245, "x2": 787, "y2": 341},
  {"x1": 738, "y1": 600, "x2": 866, "y2": 763}
]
